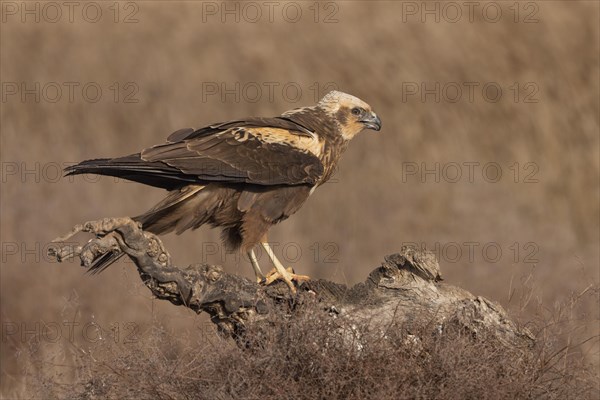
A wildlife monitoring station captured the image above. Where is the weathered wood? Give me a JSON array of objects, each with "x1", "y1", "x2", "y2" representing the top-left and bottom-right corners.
[{"x1": 49, "y1": 217, "x2": 534, "y2": 347}]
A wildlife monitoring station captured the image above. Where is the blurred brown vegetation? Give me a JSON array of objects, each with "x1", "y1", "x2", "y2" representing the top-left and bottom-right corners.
[{"x1": 1, "y1": 1, "x2": 598, "y2": 397}]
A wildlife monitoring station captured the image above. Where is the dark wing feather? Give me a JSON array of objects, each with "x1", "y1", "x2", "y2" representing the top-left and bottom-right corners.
[
  {"x1": 64, "y1": 155, "x2": 201, "y2": 190},
  {"x1": 66, "y1": 117, "x2": 323, "y2": 189},
  {"x1": 142, "y1": 125, "x2": 323, "y2": 186}
]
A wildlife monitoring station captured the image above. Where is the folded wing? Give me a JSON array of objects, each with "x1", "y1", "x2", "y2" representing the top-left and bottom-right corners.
[{"x1": 65, "y1": 118, "x2": 324, "y2": 190}]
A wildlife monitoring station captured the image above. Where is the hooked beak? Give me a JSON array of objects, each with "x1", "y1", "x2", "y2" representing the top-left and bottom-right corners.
[{"x1": 361, "y1": 112, "x2": 382, "y2": 131}]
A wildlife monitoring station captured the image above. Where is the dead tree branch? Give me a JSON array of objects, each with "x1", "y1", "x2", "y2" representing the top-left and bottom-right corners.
[{"x1": 49, "y1": 217, "x2": 534, "y2": 347}]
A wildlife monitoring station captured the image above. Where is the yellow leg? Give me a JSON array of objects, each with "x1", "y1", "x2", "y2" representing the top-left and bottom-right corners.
[
  {"x1": 261, "y1": 242, "x2": 310, "y2": 293},
  {"x1": 247, "y1": 249, "x2": 265, "y2": 283}
]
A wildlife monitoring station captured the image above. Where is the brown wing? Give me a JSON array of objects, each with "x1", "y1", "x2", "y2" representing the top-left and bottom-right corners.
[
  {"x1": 141, "y1": 121, "x2": 323, "y2": 186},
  {"x1": 65, "y1": 117, "x2": 324, "y2": 189}
]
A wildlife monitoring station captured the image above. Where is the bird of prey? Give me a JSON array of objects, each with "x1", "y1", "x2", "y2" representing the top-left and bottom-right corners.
[{"x1": 65, "y1": 91, "x2": 381, "y2": 291}]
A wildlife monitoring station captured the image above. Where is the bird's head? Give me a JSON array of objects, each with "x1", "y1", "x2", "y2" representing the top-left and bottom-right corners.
[{"x1": 318, "y1": 90, "x2": 382, "y2": 140}]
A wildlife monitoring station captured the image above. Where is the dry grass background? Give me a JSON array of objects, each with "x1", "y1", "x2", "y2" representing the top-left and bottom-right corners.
[{"x1": 1, "y1": 1, "x2": 598, "y2": 397}]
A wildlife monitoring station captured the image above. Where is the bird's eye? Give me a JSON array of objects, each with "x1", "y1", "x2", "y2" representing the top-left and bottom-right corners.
[{"x1": 351, "y1": 107, "x2": 362, "y2": 116}]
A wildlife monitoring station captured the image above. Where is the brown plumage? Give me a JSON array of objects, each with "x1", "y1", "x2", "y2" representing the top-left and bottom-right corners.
[{"x1": 65, "y1": 91, "x2": 382, "y2": 291}]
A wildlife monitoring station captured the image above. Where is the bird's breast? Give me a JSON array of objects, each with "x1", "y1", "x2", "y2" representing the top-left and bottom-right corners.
[{"x1": 317, "y1": 139, "x2": 349, "y2": 184}]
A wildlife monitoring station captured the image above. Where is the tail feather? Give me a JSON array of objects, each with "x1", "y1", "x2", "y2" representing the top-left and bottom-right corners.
[
  {"x1": 87, "y1": 251, "x2": 125, "y2": 275},
  {"x1": 86, "y1": 185, "x2": 207, "y2": 274},
  {"x1": 135, "y1": 185, "x2": 207, "y2": 234}
]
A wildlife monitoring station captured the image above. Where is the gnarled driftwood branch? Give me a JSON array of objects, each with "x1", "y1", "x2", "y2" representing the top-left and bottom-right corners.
[{"x1": 48, "y1": 217, "x2": 534, "y2": 348}]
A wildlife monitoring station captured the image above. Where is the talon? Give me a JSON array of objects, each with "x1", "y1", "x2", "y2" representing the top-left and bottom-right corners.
[
  {"x1": 258, "y1": 241, "x2": 311, "y2": 294},
  {"x1": 262, "y1": 267, "x2": 310, "y2": 293}
]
